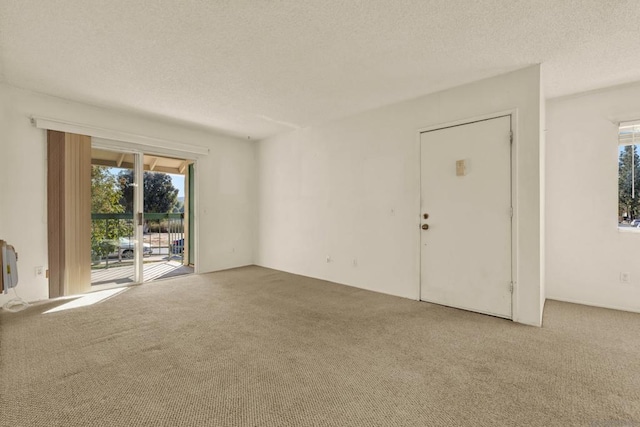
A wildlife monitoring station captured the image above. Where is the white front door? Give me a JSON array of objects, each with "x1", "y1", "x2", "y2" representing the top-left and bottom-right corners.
[{"x1": 420, "y1": 115, "x2": 512, "y2": 318}]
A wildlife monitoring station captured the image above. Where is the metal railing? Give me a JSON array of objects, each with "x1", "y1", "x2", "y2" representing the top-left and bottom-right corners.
[
  {"x1": 143, "y1": 213, "x2": 185, "y2": 258},
  {"x1": 91, "y1": 212, "x2": 184, "y2": 268}
]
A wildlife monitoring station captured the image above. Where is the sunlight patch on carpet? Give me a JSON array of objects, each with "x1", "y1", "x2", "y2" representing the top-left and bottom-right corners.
[{"x1": 43, "y1": 288, "x2": 128, "y2": 314}]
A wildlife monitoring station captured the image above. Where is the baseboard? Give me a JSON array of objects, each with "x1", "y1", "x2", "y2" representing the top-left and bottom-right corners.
[
  {"x1": 253, "y1": 263, "x2": 416, "y2": 301},
  {"x1": 546, "y1": 295, "x2": 640, "y2": 314}
]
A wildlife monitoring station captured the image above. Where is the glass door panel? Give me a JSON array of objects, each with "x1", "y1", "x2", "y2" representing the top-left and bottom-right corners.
[
  {"x1": 90, "y1": 148, "x2": 141, "y2": 287},
  {"x1": 140, "y1": 154, "x2": 194, "y2": 282}
]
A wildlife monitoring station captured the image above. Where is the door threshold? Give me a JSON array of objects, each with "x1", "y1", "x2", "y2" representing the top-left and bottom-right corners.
[{"x1": 420, "y1": 299, "x2": 512, "y2": 321}]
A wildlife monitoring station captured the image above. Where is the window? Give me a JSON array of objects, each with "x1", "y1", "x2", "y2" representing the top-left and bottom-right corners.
[{"x1": 619, "y1": 122, "x2": 640, "y2": 228}]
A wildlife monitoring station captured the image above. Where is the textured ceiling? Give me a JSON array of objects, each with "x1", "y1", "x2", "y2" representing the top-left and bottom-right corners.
[{"x1": 1, "y1": 0, "x2": 640, "y2": 140}]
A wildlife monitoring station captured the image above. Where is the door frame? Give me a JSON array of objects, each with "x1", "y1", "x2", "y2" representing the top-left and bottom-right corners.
[
  {"x1": 416, "y1": 109, "x2": 519, "y2": 320},
  {"x1": 90, "y1": 141, "x2": 201, "y2": 282},
  {"x1": 133, "y1": 152, "x2": 144, "y2": 283}
]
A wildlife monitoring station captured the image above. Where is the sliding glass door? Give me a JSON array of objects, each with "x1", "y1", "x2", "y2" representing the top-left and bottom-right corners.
[
  {"x1": 90, "y1": 148, "x2": 143, "y2": 286},
  {"x1": 90, "y1": 146, "x2": 194, "y2": 288},
  {"x1": 46, "y1": 127, "x2": 197, "y2": 296}
]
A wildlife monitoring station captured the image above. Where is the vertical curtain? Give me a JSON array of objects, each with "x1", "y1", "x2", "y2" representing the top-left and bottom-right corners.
[{"x1": 47, "y1": 131, "x2": 92, "y2": 297}]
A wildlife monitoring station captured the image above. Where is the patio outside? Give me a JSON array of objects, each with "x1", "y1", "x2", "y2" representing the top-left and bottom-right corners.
[{"x1": 91, "y1": 155, "x2": 193, "y2": 287}]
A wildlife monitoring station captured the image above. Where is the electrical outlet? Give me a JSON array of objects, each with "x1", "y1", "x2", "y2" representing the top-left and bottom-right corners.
[
  {"x1": 620, "y1": 272, "x2": 631, "y2": 284},
  {"x1": 35, "y1": 266, "x2": 44, "y2": 277},
  {"x1": 326, "y1": 255, "x2": 331, "y2": 263},
  {"x1": 352, "y1": 258, "x2": 358, "y2": 267}
]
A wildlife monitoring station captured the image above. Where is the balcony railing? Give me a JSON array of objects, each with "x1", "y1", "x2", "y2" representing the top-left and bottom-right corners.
[{"x1": 91, "y1": 212, "x2": 185, "y2": 268}]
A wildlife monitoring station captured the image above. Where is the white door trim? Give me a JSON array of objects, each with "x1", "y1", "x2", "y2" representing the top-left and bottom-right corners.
[
  {"x1": 416, "y1": 109, "x2": 519, "y2": 321},
  {"x1": 191, "y1": 161, "x2": 201, "y2": 274}
]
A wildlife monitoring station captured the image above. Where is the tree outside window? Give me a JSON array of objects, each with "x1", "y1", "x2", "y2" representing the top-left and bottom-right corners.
[{"x1": 619, "y1": 123, "x2": 640, "y2": 225}]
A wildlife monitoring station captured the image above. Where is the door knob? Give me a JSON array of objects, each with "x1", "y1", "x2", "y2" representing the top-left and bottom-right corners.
[
  {"x1": 423, "y1": 213, "x2": 429, "y2": 219},
  {"x1": 421, "y1": 224, "x2": 429, "y2": 230}
]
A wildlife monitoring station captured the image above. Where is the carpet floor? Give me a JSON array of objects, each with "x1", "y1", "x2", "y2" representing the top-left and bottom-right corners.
[{"x1": 1, "y1": 266, "x2": 639, "y2": 426}]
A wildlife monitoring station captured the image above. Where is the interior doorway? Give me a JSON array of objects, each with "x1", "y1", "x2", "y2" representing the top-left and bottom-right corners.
[
  {"x1": 89, "y1": 148, "x2": 195, "y2": 288},
  {"x1": 419, "y1": 115, "x2": 513, "y2": 319}
]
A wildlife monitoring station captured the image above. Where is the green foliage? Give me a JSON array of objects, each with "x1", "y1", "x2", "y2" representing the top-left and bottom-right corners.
[
  {"x1": 118, "y1": 171, "x2": 179, "y2": 214},
  {"x1": 619, "y1": 145, "x2": 640, "y2": 219},
  {"x1": 91, "y1": 166, "x2": 130, "y2": 259},
  {"x1": 92, "y1": 166, "x2": 124, "y2": 214},
  {"x1": 118, "y1": 170, "x2": 134, "y2": 213},
  {"x1": 91, "y1": 167, "x2": 180, "y2": 260}
]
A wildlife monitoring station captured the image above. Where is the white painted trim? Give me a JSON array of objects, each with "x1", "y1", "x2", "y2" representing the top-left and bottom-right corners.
[
  {"x1": 619, "y1": 119, "x2": 640, "y2": 128},
  {"x1": 415, "y1": 128, "x2": 422, "y2": 301},
  {"x1": 192, "y1": 161, "x2": 200, "y2": 274},
  {"x1": 617, "y1": 226, "x2": 640, "y2": 233},
  {"x1": 92, "y1": 137, "x2": 203, "y2": 161},
  {"x1": 32, "y1": 116, "x2": 210, "y2": 158},
  {"x1": 546, "y1": 297, "x2": 640, "y2": 315},
  {"x1": 510, "y1": 109, "x2": 520, "y2": 323},
  {"x1": 416, "y1": 109, "x2": 519, "y2": 322},
  {"x1": 416, "y1": 109, "x2": 516, "y2": 134},
  {"x1": 91, "y1": 139, "x2": 140, "y2": 154},
  {"x1": 134, "y1": 152, "x2": 144, "y2": 283}
]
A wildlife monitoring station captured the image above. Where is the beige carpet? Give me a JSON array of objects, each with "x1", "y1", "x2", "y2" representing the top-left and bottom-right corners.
[{"x1": 1, "y1": 266, "x2": 639, "y2": 426}]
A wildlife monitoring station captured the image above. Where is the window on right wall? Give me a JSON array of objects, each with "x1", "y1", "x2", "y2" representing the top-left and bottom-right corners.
[{"x1": 619, "y1": 122, "x2": 640, "y2": 228}]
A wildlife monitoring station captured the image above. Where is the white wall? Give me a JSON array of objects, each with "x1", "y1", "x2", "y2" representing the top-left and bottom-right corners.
[
  {"x1": 0, "y1": 84, "x2": 256, "y2": 306},
  {"x1": 258, "y1": 66, "x2": 544, "y2": 326},
  {"x1": 546, "y1": 83, "x2": 640, "y2": 313}
]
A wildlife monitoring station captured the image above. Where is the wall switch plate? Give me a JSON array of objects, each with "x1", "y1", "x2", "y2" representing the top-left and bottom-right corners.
[
  {"x1": 456, "y1": 159, "x2": 467, "y2": 176},
  {"x1": 620, "y1": 272, "x2": 630, "y2": 283},
  {"x1": 35, "y1": 266, "x2": 44, "y2": 277}
]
